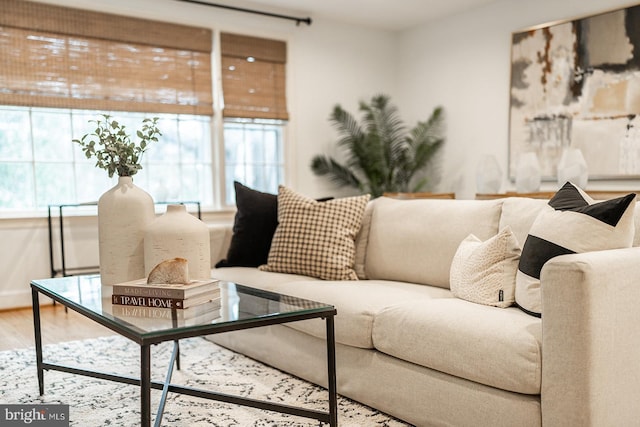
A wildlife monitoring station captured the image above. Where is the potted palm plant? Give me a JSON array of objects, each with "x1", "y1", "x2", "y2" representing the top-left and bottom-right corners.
[
  {"x1": 73, "y1": 114, "x2": 162, "y2": 285},
  {"x1": 311, "y1": 94, "x2": 445, "y2": 198}
]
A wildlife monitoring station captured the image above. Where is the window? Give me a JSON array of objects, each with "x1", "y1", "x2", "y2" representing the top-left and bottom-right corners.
[
  {"x1": 0, "y1": 106, "x2": 212, "y2": 211},
  {"x1": 0, "y1": 0, "x2": 213, "y2": 213},
  {"x1": 220, "y1": 33, "x2": 288, "y2": 203},
  {"x1": 223, "y1": 119, "x2": 285, "y2": 205}
]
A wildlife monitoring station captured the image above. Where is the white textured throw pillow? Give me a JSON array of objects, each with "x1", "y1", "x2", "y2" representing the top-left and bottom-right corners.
[{"x1": 450, "y1": 226, "x2": 521, "y2": 308}]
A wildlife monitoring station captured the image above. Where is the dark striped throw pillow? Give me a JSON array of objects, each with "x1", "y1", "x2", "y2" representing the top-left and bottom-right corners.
[{"x1": 515, "y1": 182, "x2": 636, "y2": 317}]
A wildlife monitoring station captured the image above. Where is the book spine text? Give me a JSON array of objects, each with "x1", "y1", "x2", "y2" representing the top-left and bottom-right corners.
[{"x1": 112, "y1": 294, "x2": 186, "y2": 309}]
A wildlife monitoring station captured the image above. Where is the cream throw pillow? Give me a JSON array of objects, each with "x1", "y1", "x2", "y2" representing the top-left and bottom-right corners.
[
  {"x1": 259, "y1": 186, "x2": 370, "y2": 280},
  {"x1": 450, "y1": 226, "x2": 521, "y2": 308}
]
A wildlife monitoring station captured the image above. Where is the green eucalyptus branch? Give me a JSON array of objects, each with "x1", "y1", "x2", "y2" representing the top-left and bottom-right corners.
[{"x1": 73, "y1": 114, "x2": 162, "y2": 178}]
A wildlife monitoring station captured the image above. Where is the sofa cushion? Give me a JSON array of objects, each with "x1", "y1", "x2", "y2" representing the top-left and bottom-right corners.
[
  {"x1": 353, "y1": 201, "x2": 374, "y2": 279},
  {"x1": 259, "y1": 186, "x2": 370, "y2": 280},
  {"x1": 372, "y1": 298, "x2": 542, "y2": 394},
  {"x1": 211, "y1": 266, "x2": 320, "y2": 292},
  {"x1": 516, "y1": 182, "x2": 636, "y2": 317},
  {"x1": 450, "y1": 226, "x2": 521, "y2": 308},
  {"x1": 498, "y1": 197, "x2": 548, "y2": 246},
  {"x1": 273, "y1": 280, "x2": 452, "y2": 349},
  {"x1": 215, "y1": 181, "x2": 278, "y2": 268},
  {"x1": 365, "y1": 197, "x2": 503, "y2": 288}
]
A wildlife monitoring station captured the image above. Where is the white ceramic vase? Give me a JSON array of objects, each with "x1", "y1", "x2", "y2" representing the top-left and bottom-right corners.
[
  {"x1": 557, "y1": 148, "x2": 588, "y2": 189},
  {"x1": 476, "y1": 155, "x2": 503, "y2": 194},
  {"x1": 144, "y1": 204, "x2": 211, "y2": 281},
  {"x1": 515, "y1": 152, "x2": 541, "y2": 193},
  {"x1": 98, "y1": 176, "x2": 155, "y2": 285}
]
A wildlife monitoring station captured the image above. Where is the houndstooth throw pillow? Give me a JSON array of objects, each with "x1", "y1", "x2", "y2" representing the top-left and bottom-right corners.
[{"x1": 259, "y1": 186, "x2": 370, "y2": 280}]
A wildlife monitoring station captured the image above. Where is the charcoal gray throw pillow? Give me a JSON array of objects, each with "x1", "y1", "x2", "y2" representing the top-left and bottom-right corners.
[
  {"x1": 515, "y1": 181, "x2": 636, "y2": 317},
  {"x1": 215, "y1": 182, "x2": 278, "y2": 268}
]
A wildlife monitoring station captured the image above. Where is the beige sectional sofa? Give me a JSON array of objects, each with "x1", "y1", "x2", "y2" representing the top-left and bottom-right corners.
[{"x1": 206, "y1": 195, "x2": 640, "y2": 426}]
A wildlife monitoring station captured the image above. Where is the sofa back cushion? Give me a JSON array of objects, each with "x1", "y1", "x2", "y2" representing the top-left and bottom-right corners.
[
  {"x1": 498, "y1": 197, "x2": 549, "y2": 246},
  {"x1": 635, "y1": 203, "x2": 640, "y2": 247},
  {"x1": 364, "y1": 197, "x2": 502, "y2": 288},
  {"x1": 354, "y1": 201, "x2": 374, "y2": 279}
]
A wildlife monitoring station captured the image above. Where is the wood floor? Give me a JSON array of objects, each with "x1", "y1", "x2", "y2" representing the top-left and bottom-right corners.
[{"x1": 0, "y1": 304, "x2": 114, "y2": 351}]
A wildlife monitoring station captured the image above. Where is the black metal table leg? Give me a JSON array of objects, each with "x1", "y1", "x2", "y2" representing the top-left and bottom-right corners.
[
  {"x1": 176, "y1": 340, "x2": 181, "y2": 370},
  {"x1": 326, "y1": 315, "x2": 338, "y2": 426},
  {"x1": 141, "y1": 344, "x2": 151, "y2": 427},
  {"x1": 154, "y1": 341, "x2": 180, "y2": 427},
  {"x1": 31, "y1": 288, "x2": 44, "y2": 396}
]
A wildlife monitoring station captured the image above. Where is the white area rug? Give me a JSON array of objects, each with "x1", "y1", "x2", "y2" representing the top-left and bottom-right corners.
[{"x1": 0, "y1": 336, "x2": 411, "y2": 426}]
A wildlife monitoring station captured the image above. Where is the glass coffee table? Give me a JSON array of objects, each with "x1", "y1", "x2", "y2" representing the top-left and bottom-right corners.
[{"x1": 30, "y1": 276, "x2": 338, "y2": 426}]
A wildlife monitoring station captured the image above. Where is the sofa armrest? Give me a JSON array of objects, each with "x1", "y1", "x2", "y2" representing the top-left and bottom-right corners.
[
  {"x1": 541, "y1": 247, "x2": 640, "y2": 426},
  {"x1": 208, "y1": 224, "x2": 232, "y2": 267}
]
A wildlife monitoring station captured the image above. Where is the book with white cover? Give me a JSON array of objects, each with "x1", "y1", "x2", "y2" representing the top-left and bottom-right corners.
[{"x1": 112, "y1": 278, "x2": 220, "y2": 300}]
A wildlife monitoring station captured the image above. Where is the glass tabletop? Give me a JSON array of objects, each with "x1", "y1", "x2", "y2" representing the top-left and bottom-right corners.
[{"x1": 31, "y1": 275, "x2": 335, "y2": 343}]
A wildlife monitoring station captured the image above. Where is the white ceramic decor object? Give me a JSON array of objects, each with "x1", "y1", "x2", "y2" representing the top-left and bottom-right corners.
[
  {"x1": 557, "y1": 148, "x2": 588, "y2": 189},
  {"x1": 98, "y1": 176, "x2": 155, "y2": 285},
  {"x1": 476, "y1": 154, "x2": 503, "y2": 194},
  {"x1": 515, "y1": 152, "x2": 541, "y2": 193},
  {"x1": 144, "y1": 204, "x2": 211, "y2": 281}
]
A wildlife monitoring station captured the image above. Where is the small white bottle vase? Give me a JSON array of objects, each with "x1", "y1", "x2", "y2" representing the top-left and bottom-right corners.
[
  {"x1": 144, "y1": 204, "x2": 211, "y2": 281},
  {"x1": 476, "y1": 154, "x2": 503, "y2": 194},
  {"x1": 98, "y1": 176, "x2": 155, "y2": 285},
  {"x1": 515, "y1": 152, "x2": 542, "y2": 193}
]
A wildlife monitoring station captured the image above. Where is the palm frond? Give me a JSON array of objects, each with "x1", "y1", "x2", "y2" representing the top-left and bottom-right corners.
[
  {"x1": 329, "y1": 105, "x2": 364, "y2": 149},
  {"x1": 361, "y1": 94, "x2": 408, "y2": 189},
  {"x1": 410, "y1": 176, "x2": 429, "y2": 193},
  {"x1": 406, "y1": 107, "x2": 445, "y2": 175},
  {"x1": 310, "y1": 155, "x2": 362, "y2": 190},
  {"x1": 410, "y1": 106, "x2": 445, "y2": 147}
]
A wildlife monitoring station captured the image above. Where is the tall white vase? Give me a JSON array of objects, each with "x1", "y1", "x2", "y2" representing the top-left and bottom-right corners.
[
  {"x1": 98, "y1": 176, "x2": 155, "y2": 285},
  {"x1": 144, "y1": 204, "x2": 211, "y2": 281}
]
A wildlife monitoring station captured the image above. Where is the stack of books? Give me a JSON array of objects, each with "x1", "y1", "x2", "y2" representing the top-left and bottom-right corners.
[{"x1": 111, "y1": 278, "x2": 221, "y2": 323}]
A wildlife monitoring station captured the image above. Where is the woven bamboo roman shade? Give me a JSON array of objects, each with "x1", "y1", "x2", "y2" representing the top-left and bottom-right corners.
[
  {"x1": 0, "y1": 0, "x2": 213, "y2": 115},
  {"x1": 221, "y1": 33, "x2": 288, "y2": 120}
]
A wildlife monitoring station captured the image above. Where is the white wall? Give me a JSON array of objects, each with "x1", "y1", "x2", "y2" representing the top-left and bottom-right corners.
[
  {"x1": 397, "y1": 0, "x2": 640, "y2": 199},
  {"x1": 0, "y1": 0, "x2": 397, "y2": 309}
]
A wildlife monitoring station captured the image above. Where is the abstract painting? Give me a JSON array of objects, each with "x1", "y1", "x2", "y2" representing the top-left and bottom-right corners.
[{"x1": 509, "y1": 5, "x2": 640, "y2": 180}]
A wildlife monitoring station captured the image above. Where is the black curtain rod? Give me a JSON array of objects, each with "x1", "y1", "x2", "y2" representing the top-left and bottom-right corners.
[{"x1": 175, "y1": 0, "x2": 312, "y2": 26}]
